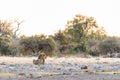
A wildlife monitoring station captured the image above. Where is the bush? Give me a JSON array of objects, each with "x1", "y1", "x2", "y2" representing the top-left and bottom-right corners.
[
  {"x1": 98, "y1": 37, "x2": 120, "y2": 55},
  {"x1": 0, "y1": 44, "x2": 10, "y2": 55},
  {"x1": 20, "y1": 35, "x2": 57, "y2": 56},
  {"x1": 85, "y1": 40, "x2": 100, "y2": 56}
]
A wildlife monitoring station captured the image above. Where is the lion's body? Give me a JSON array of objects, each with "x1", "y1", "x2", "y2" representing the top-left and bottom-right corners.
[
  {"x1": 33, "y1": 59, "x2": 43, "y2": 65},
  {"x1": 33, "y1": 52, "x2": 47, "y2": 65}
]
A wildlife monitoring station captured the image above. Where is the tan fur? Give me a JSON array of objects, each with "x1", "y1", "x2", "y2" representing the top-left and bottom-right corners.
[
  {"x1": 33, "y1": 59, "x2": 43, "y2": 65},
  {"x1": 33, "y1": 52, "x2": 47, "y2": 65},
  {"x1": 38, "y1": 52, "x2": 47, "y2": 64}
]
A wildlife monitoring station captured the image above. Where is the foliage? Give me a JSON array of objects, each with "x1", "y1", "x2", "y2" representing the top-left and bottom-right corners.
[
  {"x1": 65, "y1": 14, "x2": 106, "y2": 43},
  {"x1": 0, "y1": 20, "x2": 13, "y2": 38},
  {"x1": 53, "y1": 30, "x2": 72, "y2": 54},
  {"x1": 0, "y1": 42, "x2": 10, "y2": 55},
  {"x1": 20, "y1": 34, "x2": 57, "y2": 56},
  {"x1": 0, "y1": 20, "x2": 13, "y2": 55},
  {"x1": 85, "y1": 37, "x2": 120, "y2": 56},
  {"x1": 55, "y1": 14, "x2": 107, "y2": 54},
  {"x1": 54, "y1": 30, "x2": 71, "y2": 45},
  {"x1": 98, "y1": 37, "x2": 120, "y2": 55},
  {"x1": 0, "y1": 14, "x2": 119, "y2": 57},
  {"x1": 86, "y1": 40, "x2": 100, "y2": 56}
]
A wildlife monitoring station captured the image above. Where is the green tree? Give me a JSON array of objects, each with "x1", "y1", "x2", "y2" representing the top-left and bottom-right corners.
[
  {"x1": 0, "y1": 20, "x2": 13, "y2": 42},
  {"x1": 53, "y1": 30, "x2": 73, "y2": 54},
  {"x1": 65, "y1": 14, "x2": 106, "y2": 43},
  {"x1": 0, "y1": 20, "x2": 13, "y2": 55},
  {"x1": 64, "y1": 14, "x2": 106, "y2": 52}
]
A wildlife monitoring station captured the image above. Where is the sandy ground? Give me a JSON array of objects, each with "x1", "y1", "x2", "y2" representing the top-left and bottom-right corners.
[
  {"x1": 0, "y1": 56, "x2": 120, "y2": 80},
  {"x1": 0, "y1": 56, "x2": 120, "y2": 64}
]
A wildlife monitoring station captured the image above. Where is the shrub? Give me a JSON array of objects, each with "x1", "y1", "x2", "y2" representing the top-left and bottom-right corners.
[{"x1": 98, "y1": 37, "x2": 120, "y2": 55}]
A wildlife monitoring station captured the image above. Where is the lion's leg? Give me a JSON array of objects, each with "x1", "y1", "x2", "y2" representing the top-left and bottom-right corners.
[{"x1": 42, "y1": 58, "x2": 45, "y2": 64}]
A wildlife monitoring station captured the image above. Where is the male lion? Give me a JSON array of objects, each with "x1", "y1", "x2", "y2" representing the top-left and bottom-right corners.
[{"x1": 33, "y1": 52, "x2": 47, "y2": 65}]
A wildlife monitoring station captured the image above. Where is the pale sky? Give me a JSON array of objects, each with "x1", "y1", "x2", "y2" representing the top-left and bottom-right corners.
[{"x1": 0, "y1": 0, "x2": 120, "y2": 36}]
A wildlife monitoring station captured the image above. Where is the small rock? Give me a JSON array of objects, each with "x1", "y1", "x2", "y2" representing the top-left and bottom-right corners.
[
  {"x1": 81, "y1": 65, "x2": 88, "y2": 69},
  {"x1": 25, "y1": 73, "x2": 42, "y2": 78},
  {"x1": 101, "y1": 70, "x2": 105, "y2": 72},
  {"x1": 63, "y1": 72, "x2": 71, "y2": 75},
  {"x1": 18, "y1": 73, "x2": 26, "y2": 76},
  {"x1": 32, "y1": 74, "x2": 42, "y2": 78},
  {"x1": 57, "y1": 68, "x2": 61, "y2": 70},
  {"x1": 102, "y1": 62, "x2": 109, "y2": 64},
  {"x1": 50, "y1": 74, "x2": 53, "y2": 76},
  {"x1": 85, "y1": 70, "x2": 89, "y2": 72},
  {"x1": 62, "y1": 71, "x2": 71, "y2": 75},
  {"x1": 0, "y1": 62, "x2": 6, "y2": 65},
  {"x1": 85, "y1": 71, "x2": 95, "y2": 74}
]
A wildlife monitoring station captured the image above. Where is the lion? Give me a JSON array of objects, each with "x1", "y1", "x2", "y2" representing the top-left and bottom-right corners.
[
  {"x1": 33, "y1": 52, "x2": 47, "y2": 65},
  {"x1": 33, "y1": 59, "x2": 42, "y2": 65}
]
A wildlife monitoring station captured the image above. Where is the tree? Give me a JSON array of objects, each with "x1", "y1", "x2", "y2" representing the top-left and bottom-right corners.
[
  {"x1": 12, "y1": 20, "x2": 24, "y2": 40},
  {"x1": 0, "y1": 20, "x2": 13, "y2": 41},
  {"x1": 64, "y1": 14, "x2": 106, "y2": 52},
  {"x1": 54, "y1": 30, "x2": 71, "y2": 45},
  {"x1": 10, "y1": 20, "x2": 24, "y2": 56},
  {"x1": 0, "y1": 20, "x2": 24, "y2": 56},
  {"x1": 0, "y1": 20, "x2": 13, "y2": 55},
  {"x1": 53, "y1": 30, "x2": 72, "y2": 54},
  {"x1": 65, "y1": 14, "x2": 106, "y2": 43}
]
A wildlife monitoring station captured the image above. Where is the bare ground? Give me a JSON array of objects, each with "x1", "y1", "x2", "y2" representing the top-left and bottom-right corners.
[{"x1": 0, "y1": 56, "x2": 120, "y2": 80}]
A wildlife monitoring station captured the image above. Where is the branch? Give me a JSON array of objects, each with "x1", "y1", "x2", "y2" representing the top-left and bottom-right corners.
[{"x1": 12, "y1": 20, "x2": 24, "y2": 39}]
